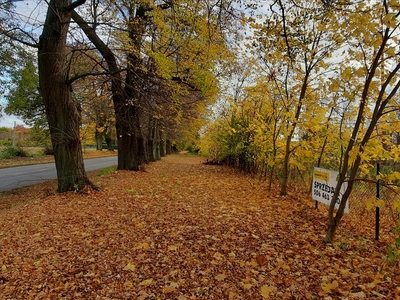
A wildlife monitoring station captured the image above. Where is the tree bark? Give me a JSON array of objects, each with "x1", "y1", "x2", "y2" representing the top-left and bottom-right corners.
[
  {"x1": 95, "y1": 129, "x2": 103, "y2": 150},
  {"x1": 122, "y1": 2, "x2": 148, "y2": 167},
  {"x1": 166, "y1": 139, "x2": 172, "y2": 155},
  {"x1": 280, "y1": 70, "x2": 310, "y2": 196},
  {"x1": 154, "y1": 125, "x2": 161, "y2": 160},
  {"x1": 160, "y1": 130, "x2": 166, "y2": 157},
  {"x1": 323, "y1": 24, "x2": 399, "y2": 243},
  {"x1": 280, "y1": 142, "x2": 291, "y2": 195},
  {"x1": 38, "y1": 0, "x2": 93, "y2": 192},
  {"x1": 105, "y1": 135, "x2": 114, "y2": 151},
  {"x1": 114, "y1": 103, "x2": 141, "y2": 170},
  {"x1": 72, "y1": 10, "x2": 144, "y2": 171}
]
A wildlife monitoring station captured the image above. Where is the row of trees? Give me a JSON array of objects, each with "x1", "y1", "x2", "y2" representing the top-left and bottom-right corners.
[
  {"x1": 3, "y1": 0, "x2": 400, "y2": 242},
  {"x1": 0, "y1": 0, "x2": 243, "y2": 191},
  {"x1": 198, "y1": 0, "x2": 400, "y2": 242}
]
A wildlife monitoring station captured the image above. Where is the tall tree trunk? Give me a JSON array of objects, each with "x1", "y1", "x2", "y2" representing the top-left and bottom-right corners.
[
  {"x1": 280, "y1": 70, "x2": 310, "y2": 196},
  {"x1": 323, "y1": 26, "x2": 399, "y2": 242},
  {"x1": 166, "y1": 139, "x2": 172, "y2": 155},
  {"x1": 160, "y1": 130, "x2": 166, "y2": 157},
  {"x1": 105, "y1": 134, "x2": 114, "y2": 151},
  {"x1": 122, "y1": 2, "x2": 148, "y2": 168},
  {"x1": 114, "y1": 103, "x2": 140, "y2": 170},
  {"x1": 154, "y1": 125, "x2": 161, "y2": 160},
  {"x1": 38, "y1": 0, "x2": 93, "y2": 192},
  {"x1": 145, "y1": 119, "x2": 156, "y2": 162},
  {"x1": 268, "y1": 165, "x2": 275, "y2": 191},
  {"x1": 72, "y1": 9, "x2": 145, "y2": 171},
  {"x1": 147, "y1": 138, "x2": 155, "y2": 162},
  {"x1": 95, "y1": 129, "x2": 103, "y2": 150},
  {"x1": 280, "y1": 139, "x2": 291, "y2": 195}
]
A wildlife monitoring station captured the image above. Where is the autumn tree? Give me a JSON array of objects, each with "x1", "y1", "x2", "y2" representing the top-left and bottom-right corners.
[
  {"x1": 71, "y1": 0, "x2": 150, "y2": 170},
  {"x1": 80, "y1": 83, "x2": 115, "y2": 151},
  {"x1": 37, "y1": 0, "x2": 98, "y2": 192},
  {"x1": 0, "y1": 0, "x2": 97, "y2": 191},
  {"x1": 71, "y1": 0, "x2": 234, "y2": 170},
  {"x1": 249, "y1": 0, "x2": 345, "y2": 196},
  {"x1": 67, "y1": 47, "x2": 116, "y2": 151},
  {"x1": 3, "y1": 43, "x2": 115, "y2": 151},
  {"x1": 197, "y1": 59, "x2": 259, "y2": 169},
  {"x1": 324, "y1": 0, "x2": 400, "y2": 243},
  {"x1": 3, "y1": 53, "x2": 45, "y2": 127},
  {"x1": 0, "y1": 1, "x2": 28, "y2": 116}
]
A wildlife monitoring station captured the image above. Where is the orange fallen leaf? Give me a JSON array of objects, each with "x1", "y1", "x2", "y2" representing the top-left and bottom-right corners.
[
  {"x1": 163, "y1": 285, "x2": 176, "y2": 294},
  {"x1": 256, "y1": 254, "x2": 267, "y2": 266}
]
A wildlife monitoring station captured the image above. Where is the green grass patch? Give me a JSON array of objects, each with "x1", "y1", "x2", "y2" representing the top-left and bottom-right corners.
[
  {"x1": 185, "y1": 151, "x2": 199, "y2": 156},
  {"x1": 97, "y1": 165, "x2": 117, "y2": 176},
  {"x1": 0, "y1": 146, "x2": 28, "y2": 159}
]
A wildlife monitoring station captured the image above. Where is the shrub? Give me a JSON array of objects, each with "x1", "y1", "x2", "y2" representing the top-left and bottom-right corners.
[
  {"x1": 0, "y1": 140, "x2": 12, "y2": 146},
  {"x1": 43, "y1": 146, "x2": 54, "y2": 155},
  {"x1": 0, "y1": 146, "x2": 28, "y2": 159},
  {"x1": 186, "y1": 144, "x2": 200, "y2": 154}
]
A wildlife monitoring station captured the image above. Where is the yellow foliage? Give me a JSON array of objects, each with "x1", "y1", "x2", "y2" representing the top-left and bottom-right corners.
[
  {"x1": 385, "y1": 46, "x2": 396, "y2": 57},
  {"x1": 366, "y1": 197, "x2": 385, "y2": 211},
  {"x1": 342, "y1": 67, "x2": 353, "y2": 80},
  {"x1": 348, "y1": 147, "x2": 360, "y2": 166},
  {"x1": 383, "y1": 13, "x2": 398, "y2": 28},
  {"x1": 393, "y1": 200, "x2": 400, "y2": 213},
  {"x1": 388, "y1": 0, "x2": 400, "y2": 9},
  {"x1": 355, "y1": 67, "x2": 365, "y2": 77},
  {"x1": 386, "y1": 172, "x2": 400, "y2": 184}
]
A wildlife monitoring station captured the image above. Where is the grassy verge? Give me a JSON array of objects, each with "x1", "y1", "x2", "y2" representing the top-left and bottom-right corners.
[
  {"x1": 97, "y1": 165, "x2": 117, "y2": 176},
  {"x1": 0, "y1": 147, "x2": 117, "y2": 169}
]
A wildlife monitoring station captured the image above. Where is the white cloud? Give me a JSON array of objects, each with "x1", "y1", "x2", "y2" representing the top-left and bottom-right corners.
[{"x1": 0, "y1": 114, "x2": 26, "y2": 128}]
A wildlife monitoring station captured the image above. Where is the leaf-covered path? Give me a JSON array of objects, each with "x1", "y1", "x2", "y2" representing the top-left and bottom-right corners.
[{"x1": 0, "y1": 154, "x2": 399, "y2": 299}]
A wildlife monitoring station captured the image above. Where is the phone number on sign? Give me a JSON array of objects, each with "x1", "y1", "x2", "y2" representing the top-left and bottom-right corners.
[{"x1": 313, "y1": 182, "x2": 340, "y2": 204}]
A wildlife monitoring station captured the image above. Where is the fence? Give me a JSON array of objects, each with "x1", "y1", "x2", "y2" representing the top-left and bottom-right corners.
[
  {"x1": 244, "y1": 159, "x2": 400, "y2": 240},
  {"x1": 281, "y1": 162, "x2": 400, "y2": 240},
  {"x1": 351, "y1": 164, "x2": 400, "y2": 240}
]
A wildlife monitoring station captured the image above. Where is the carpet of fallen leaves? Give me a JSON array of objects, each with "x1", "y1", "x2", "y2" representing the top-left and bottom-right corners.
[{"x1": 0, "y1": 154, "x2": 399, "y2": 299}]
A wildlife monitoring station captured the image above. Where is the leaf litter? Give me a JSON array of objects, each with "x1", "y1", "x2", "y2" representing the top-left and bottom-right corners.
[{"x1": 0, "y1": 154, "x2": 399, "y2": 299}]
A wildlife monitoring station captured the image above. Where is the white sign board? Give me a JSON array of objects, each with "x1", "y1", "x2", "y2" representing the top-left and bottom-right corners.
[{"x1": 312, "y1": 167, "x2": 349, "y2": 214}]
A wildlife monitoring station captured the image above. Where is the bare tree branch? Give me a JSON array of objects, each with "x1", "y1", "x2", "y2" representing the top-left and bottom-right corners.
[
  {"x1": 64, "y1": 0, "x2": 86, "y2": 12},
  {"x1": 0, "y1": 28, "x2": 38, "y2": 48}
]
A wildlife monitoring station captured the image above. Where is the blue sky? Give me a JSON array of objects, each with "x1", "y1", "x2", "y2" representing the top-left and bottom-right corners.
[
  {"x1": 0, "y1": 114, "x2": 26, "y2": 128},
  {"x1": 0, "y1": 1, "x2": 44, "y2": 129}
]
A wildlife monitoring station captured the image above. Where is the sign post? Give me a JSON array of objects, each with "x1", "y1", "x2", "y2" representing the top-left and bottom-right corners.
[{"x1": 312, "y1": 167, "x2": 349, "y2": 214}]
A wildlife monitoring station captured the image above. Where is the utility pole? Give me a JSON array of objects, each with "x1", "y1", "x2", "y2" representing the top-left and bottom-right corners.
[{"x1": 12, "y1": 121, "x2": 16, "y2": 147}]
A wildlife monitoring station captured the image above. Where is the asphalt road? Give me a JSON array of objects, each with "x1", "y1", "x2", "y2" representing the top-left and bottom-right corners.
[{"x1": 0, "y1": 156, "x2": 118, "y2": 192}]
